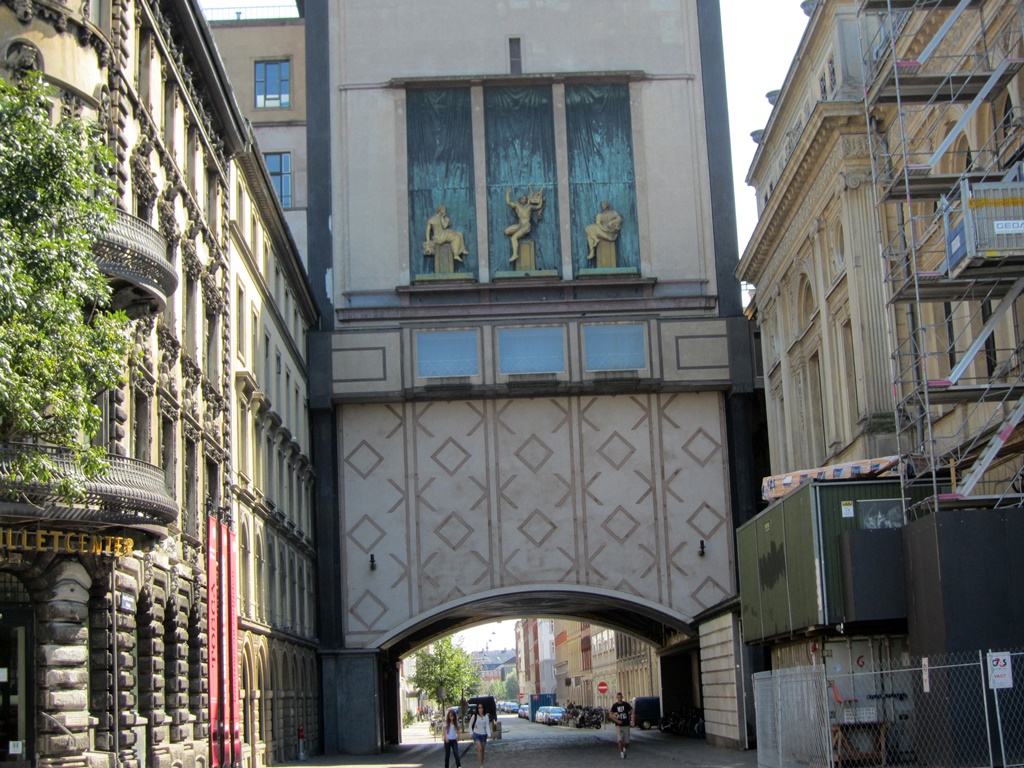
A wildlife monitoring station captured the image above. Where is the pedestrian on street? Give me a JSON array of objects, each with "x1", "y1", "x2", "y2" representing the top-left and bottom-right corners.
[
  {"x1": 470, "y1": 703, "x2": 490, "y2": 767},
  {"x1": 610, "y1": 692, "x2": 633, "y2": 759},
  {"x1": 443, "y1": 709, "x2": 462, "y2": 768}
]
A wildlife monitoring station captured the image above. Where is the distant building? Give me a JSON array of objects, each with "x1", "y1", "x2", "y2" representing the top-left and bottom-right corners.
[
  {"x1": 516, "y1": 619, "x2": 556, "y2": 696},
  {"x1": 470, "y1": 649, "x2": 516, "y2": 685}
]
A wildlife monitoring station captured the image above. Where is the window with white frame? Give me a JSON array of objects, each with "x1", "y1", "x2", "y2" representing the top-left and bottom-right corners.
[
  {"x1": 498, "y1": 327, "x2": 565, "y2": 374},
  {"x1": 583, "y1": 324, "x2": 646, "y2": 371},
  {"x1": 416, "y1": 330, "x2": 479, "y2": 378},
  {"x1": 255, "y1": 60, "x2": 290, "y2": 109}
]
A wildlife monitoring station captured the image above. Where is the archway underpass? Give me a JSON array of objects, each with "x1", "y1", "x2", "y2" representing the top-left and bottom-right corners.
[
  {"x1": 325, "y1": 588, "x2": 742, "y2": 755},
  {"x1": 322, "y1": 393, "x2": 751, "y2": 754}
]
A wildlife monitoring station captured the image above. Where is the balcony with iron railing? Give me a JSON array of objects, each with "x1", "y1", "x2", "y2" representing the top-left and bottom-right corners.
[
  {"x1": 93, "y1": 209, "x2": 178, "y2": 319},
  {"x1": 0, "y1": 441, "x2": 178, "y2": 530}
]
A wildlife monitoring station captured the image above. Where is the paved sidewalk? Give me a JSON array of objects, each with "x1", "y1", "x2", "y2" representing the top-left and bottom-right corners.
[{"x1": 284, "y1": 719, "x2": 760, "y2": 768}]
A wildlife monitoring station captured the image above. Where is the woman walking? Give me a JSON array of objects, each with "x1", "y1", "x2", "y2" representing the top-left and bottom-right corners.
[
  {"x1": 443, "y1": 709, "x2": 462, "y2": 768},
  {"x1": 469, "y1": 703, "x2": 490, "y2": 767}
]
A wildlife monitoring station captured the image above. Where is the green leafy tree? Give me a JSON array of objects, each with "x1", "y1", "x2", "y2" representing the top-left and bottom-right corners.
[
  {"x1": 485, "y1": 678, "x2": 506, "y2": 699},
  {"x1": 502, "y1": 669, "x2": 518, "y2": 702},
  {"x1": 409, "y1": 636, "x2": 480, "y2": 711},
  {"x1": 0, "y1": 73, "x2": 130, "y2": 496}
]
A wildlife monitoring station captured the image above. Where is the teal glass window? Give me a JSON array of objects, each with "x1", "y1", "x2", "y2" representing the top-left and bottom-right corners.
[
  {"x1": 484, "y1": 86, "x2": 560, "y2": 272},
  {"x1": 565, "y1": 84, "x2": 639, "y2": 274},
  {"x1": 407, "y1": 89, "x2": 477, "y2": 278},
  {"x1": 498, "y1": 327, "x2": 565, "y2": 374},
  {"x1": 583, "y1": 324, "x2": 646, "y2": 371},
  {"x1": 416, "y1": 331, "x2": 479, "y2": 378}
]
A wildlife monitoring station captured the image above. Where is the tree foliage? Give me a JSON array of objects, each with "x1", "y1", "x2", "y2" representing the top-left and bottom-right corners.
[
  {"x1": 409, "y1": 637, "x2": 480, "y2": 710},
  {"x1": 0, "y1": 73, "x2": 131, "y2": 493},
  {"x1": 502, "y1": 669, "x2": 518, "y2": 702}
]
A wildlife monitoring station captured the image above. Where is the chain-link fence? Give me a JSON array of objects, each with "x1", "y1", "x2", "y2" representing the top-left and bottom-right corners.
[
  {"x1": 754, "y1": 649, "x2": 1024, "y2": 768},
  {"x1": 994, "y1": 651, "x2": 1024, "y2": 767}
]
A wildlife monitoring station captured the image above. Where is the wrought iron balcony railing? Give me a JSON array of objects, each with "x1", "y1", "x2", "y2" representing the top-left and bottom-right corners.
[
  {"x1": 94, "y1": 209, "x2": 178, "y2": 318},
  {"x1": 0, "y1": 442, "x2": 178, "y2": 529}
]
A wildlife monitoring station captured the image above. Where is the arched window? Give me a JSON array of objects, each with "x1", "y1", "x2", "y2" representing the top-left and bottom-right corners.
[
  {"x1": 267, "y1": 540, "x2": 277, "y2": 625},
  {"x1": 241, "y1": 525, "x2": 251, "y2": 618},
  {"x1": 798, "y1": 277, "x2": 815, "y2": 330}
]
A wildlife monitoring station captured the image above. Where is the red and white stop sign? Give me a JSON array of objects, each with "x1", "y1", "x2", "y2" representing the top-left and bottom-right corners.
[
  {"x1": 518, "y1": 693, "x2": 524, "y2": 699},
  {"x1": 597, "y1": 681, "x2": 609, "y2": 694}
]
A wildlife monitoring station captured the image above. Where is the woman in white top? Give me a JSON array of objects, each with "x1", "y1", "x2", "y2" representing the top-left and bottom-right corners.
[
  {"x1": 443, "y1": 709, "x2": 461, "y2": 768},
  {"x1": 469, "y1": 704, "x2": 490, "y2": 767}
]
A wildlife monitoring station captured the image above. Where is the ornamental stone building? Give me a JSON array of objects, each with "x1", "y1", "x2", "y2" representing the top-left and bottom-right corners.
[
  {"x1": 302, "y1": 0, "x2": 760, "y2": 753},
  {"x1": 0, "y1": 3, "x2": 318, "y2": 768}
]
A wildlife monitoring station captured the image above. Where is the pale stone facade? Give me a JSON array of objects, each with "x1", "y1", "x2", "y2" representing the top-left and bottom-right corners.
[
  {"x1": 737, "y1": 1, "x2": 896, "y2": 476},
  {"x1": 210, "y1": 17, "x2": 307, "y2": 268},
  {"x1": 304, "y1": 0, "x2": 755, "y2": 754}
]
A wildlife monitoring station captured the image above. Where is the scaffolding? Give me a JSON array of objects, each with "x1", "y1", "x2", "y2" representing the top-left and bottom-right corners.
[{"x1": 859, "y1": 0, "x2": 1024, "y2": 515}]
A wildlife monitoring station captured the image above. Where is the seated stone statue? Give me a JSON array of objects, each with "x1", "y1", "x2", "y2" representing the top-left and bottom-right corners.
[
  {"x1": 585, "y1": 201, "x2": 623, "y2": 262},
  {"x1": 422, "y1": 205, "x2": 468, "y2": 269}
]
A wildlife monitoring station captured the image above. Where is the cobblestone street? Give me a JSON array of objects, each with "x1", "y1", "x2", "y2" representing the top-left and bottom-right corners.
[{"x1": 285, "y1": 717, "x2": 759, "y2": 768}]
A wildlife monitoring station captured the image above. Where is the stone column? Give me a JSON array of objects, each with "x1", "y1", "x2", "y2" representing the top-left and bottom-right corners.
[
  {"x1": 87, "y1": 560, "x2": 141, "y2": 768},
  {"x1": 34, "y1": 559, "x2": 91, "y2": 768},
  {"x1": 138, "y1": 558, "x2": 171, "y2": 768},
  {"x1": 188, "y1": 566, "x2": 210, "y2": 742},
  {"x1": 164, "y1": 566, "x2": 192, "y2": 744}
]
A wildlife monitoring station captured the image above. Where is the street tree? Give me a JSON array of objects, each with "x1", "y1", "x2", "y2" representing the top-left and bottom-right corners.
[
  {"x1": 409, "y1": 636, "x2": 480, "y2": 711},
  {"x1": 502, "y1": 669, "x2": 518, "y2": 702},
  {"x1": 0, "y1": 72, "x2": 131, "y2": 497}
]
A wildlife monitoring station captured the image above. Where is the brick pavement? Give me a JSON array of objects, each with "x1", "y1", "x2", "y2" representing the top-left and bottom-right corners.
[{"x1": 285, "y1": 717, "x2": 760, "y2": 768}]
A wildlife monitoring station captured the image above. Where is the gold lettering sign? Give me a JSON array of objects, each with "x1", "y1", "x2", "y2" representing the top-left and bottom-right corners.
[{"x1": 0, "y1": 527, "x2": 135, "y2": 558}]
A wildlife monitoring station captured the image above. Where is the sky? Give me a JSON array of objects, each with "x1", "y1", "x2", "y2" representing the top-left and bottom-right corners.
[
  {"x1": 453, "y1": 621, "x2": 518, "y2": 654},
  {"x1": 198, "y1": 0, "x2": 812, "y2": 653}
]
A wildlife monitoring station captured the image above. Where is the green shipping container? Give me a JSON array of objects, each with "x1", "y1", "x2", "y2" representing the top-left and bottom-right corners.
[{"x1": 737, "y1": 479, "x2": 927, "y2": 643}]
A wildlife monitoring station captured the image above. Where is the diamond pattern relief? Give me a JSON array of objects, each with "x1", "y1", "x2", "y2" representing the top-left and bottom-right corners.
[
  {"x1": 432, "y1": 438, "x2": 471, "y2": 476},
  {"x1": 515, "y1": 435, "x2": 554, "y2": 474},
  {"x1": 683, "y1": 427, "x2": 721, "y2": 467},
  {"x1": 519, "y1": 509, "x2": 557, "y2": 547},
  {"x1": 687, "y1": 502, "x2": 725, "y2": 539},
  {"x1": 601, "y1": 505, "x2": 640, "y2": 544},
  {"x1": 350, "y1": 590, "x2": 388, "y2": 630},
  {"x1": 691, "y1": 576, "x2": 729, "y2": 611},
  {"x1": 348, "y1": 515, "x2": 386, "y2": 553},
  {"x1": 597, "y1": 431, "x2": 637, "y2": 470},
  {"x1": 345, "y1": 440, "x2": 384, "y2": 479},
  {"x1": 436, "y1": 512, "x2": 473, "y2": 550}
]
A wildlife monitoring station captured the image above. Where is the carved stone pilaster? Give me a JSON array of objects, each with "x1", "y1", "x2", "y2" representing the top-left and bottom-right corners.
[{"x1": 131, "y1": 138, "x2": 158, "y2": 222}]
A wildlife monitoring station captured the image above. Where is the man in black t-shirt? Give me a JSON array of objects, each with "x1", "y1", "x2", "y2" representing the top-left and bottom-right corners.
[{"x1": 609, "y1": 692, "x2": 633, "y2": 759}]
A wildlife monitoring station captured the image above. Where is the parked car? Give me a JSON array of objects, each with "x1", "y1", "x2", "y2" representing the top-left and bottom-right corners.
[
  {"x1": 518, "y1": 704, "x2": 530, "y2": 719},
  {"x1": 631, "y1": 696, "x2": 661, "y2": 730},
  {"x1": 535, "y1": 705, "x2": 553, "y2": 723},
  {"x1": 546, "y1": 706, "x2": 566, "y2": 726}
]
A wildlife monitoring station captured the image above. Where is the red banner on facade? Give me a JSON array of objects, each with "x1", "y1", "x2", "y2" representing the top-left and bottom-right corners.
[
  {"x1": 227, "y1": 522, "x2": 241, "y2": 764},
  {"x1": 207, "y1": 516, "x2": 221, "y2": 768}
]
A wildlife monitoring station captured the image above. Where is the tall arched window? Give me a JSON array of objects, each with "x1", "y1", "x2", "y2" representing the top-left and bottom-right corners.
[
  {"x1": 267, "y1": 540, "x2": 277, "y2": 625},
  {"x1": 240, "y1": 525, "x2": 251, "y2": 618},
  {"x1": 798, "y1": 277, "x2": 815, "y2": 330}
]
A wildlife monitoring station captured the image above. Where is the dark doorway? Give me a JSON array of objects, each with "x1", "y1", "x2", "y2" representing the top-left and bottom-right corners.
[{"x1": 0, "y1": 572, "x2": 34, "y2": 767}]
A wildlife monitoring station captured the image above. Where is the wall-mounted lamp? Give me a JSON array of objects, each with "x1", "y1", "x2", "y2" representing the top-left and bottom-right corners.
[
  {"x1": 698, "y1": 540, "x2": 706, "y2": 557},
  {"x1": 370, "y1": 554, "x2": 377, "y2": 570}
]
